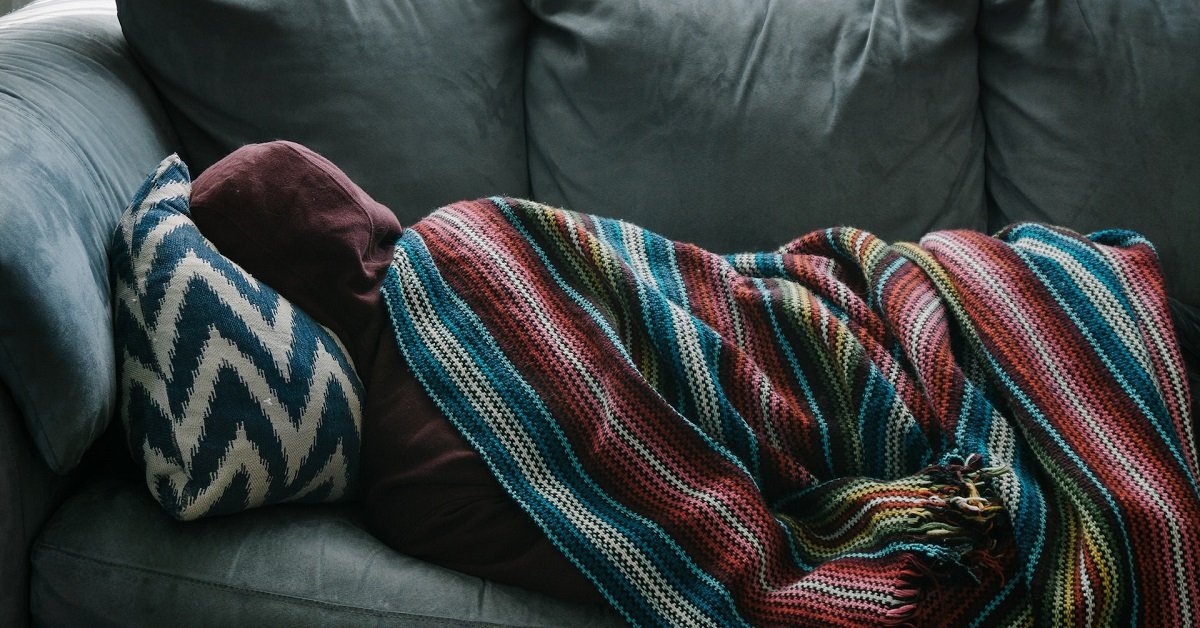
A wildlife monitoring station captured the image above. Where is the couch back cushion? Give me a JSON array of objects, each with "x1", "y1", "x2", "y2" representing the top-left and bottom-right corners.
[
  {"x1": 0, "y1": 1, "x2": 177, "y2": 473},
  {"x1": 979, "y1": 0, "x2": 1200, "y2": 309},
  {"x1": 523, "y1": 0, "x2": 986, "y2": 252},
  {"x1": 115, "y1": 0, "x2": 530, "y2": 226}
]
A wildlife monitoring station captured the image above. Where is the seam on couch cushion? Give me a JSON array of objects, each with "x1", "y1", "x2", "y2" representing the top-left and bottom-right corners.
[{"x1": 33, "y1": 544, "x2": 514, "y2": 627}]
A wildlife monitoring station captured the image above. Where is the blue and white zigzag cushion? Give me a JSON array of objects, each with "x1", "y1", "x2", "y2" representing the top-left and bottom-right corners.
[{"x1": 110, "y1": 154, "x2": 363, "y2": 521}]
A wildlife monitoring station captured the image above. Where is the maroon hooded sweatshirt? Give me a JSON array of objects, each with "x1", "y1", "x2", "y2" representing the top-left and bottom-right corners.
[{"x1": 188, "y1": 140, "x2": 600, "y2": 604}]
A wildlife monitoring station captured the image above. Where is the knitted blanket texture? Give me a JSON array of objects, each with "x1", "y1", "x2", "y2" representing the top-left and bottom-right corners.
[{"x1": 381, "y1": 197, "x2": 1200, "y2": 627}]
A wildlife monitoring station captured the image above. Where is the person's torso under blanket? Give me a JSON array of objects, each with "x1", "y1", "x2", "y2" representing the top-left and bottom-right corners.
[
  {"x1": 188, "y1": 140, "x2": 600, "y2": 603},
  {"x1": 187, "y1": 140, "x2": 1200, "y2": 626}
]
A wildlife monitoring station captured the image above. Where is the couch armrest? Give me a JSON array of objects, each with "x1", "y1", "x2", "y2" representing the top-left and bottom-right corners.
[
  {"x1": 0, "y1": 0, "x2": 178, "y2": 624},
  {"x1": 0, "y1": 384, "x2": 73, "y2": 628},
  {"x1": 0, "y1": 0, "x2": 178, "y2": 471}
]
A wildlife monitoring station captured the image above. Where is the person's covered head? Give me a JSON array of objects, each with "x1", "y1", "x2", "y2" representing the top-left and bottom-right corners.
[{"x1": 189, "y1": 140, "x2": 402, "y2": 372}]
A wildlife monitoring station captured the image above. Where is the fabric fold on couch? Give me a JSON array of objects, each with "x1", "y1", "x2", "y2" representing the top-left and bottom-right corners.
[{"x1": 383, "y1": 197, "x2": 1200, "y2": 626}]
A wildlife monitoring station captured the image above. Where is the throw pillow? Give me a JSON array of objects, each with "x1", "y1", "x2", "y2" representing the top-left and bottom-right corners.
[{"x1": 110, "y1": 154, "x2": 363, "y2": 521}]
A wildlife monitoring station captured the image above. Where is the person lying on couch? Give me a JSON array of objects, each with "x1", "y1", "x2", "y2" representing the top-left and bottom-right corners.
[{"x1": 137, "y1": 140, "x2": 1199, "y2": 626}]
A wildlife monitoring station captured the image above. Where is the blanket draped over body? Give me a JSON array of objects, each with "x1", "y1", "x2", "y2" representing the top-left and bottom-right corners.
[{"x1": 381, "y1": 197, "x2": 1200, "y2": 627}]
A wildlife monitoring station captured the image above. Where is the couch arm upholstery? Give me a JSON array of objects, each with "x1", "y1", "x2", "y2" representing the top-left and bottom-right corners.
[
  {"x1": 0, "y1": 0, "x2": 178, "y2": 624},
  {"x1": 0, "y1": 383, "x2": 73, "y2": 628},
  {"x1": 0, "y1": 0, "x2": 178, "y2": 473}
]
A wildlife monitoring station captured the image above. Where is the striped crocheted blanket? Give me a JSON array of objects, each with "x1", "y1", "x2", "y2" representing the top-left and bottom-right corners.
[{"x1": 382, "y1": 197, "x2": 1200, "y2": 627}]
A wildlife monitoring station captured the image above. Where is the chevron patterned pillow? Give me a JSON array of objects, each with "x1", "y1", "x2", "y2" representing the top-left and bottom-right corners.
[{"x1": 110, "y1": 154, "x2": 363, "y2": 521}]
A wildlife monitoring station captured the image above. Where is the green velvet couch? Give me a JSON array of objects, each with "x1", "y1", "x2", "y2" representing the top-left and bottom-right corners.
[{"x1": 1, "y1": 0, "x2": 1196, "y2": 624}]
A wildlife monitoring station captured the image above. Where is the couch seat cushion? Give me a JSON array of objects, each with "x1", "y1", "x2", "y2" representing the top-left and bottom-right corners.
[{"x1": 30, "y1": 476, "x2": 622, "y2": 627}]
